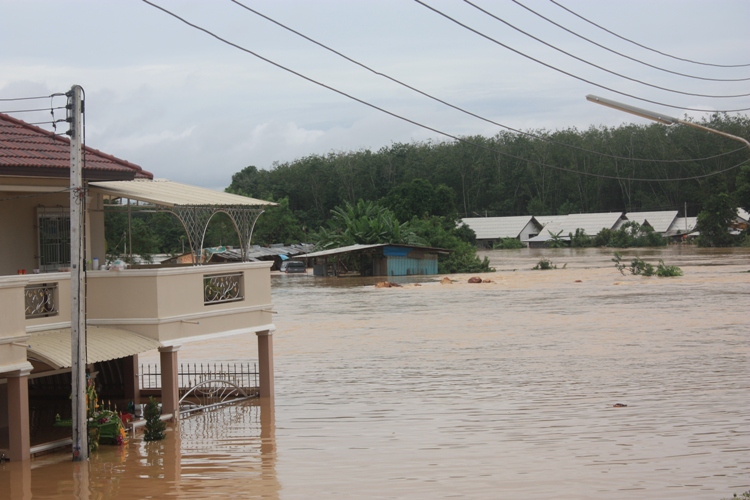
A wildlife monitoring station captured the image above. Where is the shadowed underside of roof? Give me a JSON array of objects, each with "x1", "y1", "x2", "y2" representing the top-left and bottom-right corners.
[
  {"x1": 28, "y1": 326, "x2": 162, "y2": 370},
  {"x1": 0, "y1": 112, "x2": 153, "y2": 181}
]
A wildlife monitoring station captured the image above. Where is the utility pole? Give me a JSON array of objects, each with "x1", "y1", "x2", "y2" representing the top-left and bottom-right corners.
[{"x1": 68, "y1": 84, "x2": 88, "y2": 461}]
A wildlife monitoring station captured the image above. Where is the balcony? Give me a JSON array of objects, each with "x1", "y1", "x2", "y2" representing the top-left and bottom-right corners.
[{"x1": 1, "y1": 261, "x2": 273, "y2": 374}]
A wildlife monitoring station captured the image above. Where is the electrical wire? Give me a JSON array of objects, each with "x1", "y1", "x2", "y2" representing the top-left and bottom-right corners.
[
  {"x1": 0, "y1": 93, "x2": 66, "y2": 102},
  {"x1": 142, "y1": 0, "x2": 750, "y2": 183},
  {"x1": 227, "y1": 0, "x2": 747, "y2": 165},
  {"x1": 463, "y1": 0, "x2": 750, "y2": 98},
  {"x1": 512, "y1": 0, "x2": 750, "y2": 83},
  {"x1": 0, "y1": 106, "x2": 67, "y2": 114},
  {"x1": 550, "y1": 0, "x2": 750, "y2": 69},
  {"x1": 414, "y1": 0, "x2": 750, "y2": 113}
]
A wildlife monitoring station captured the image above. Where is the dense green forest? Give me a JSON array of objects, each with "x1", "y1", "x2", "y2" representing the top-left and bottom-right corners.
[
  {"x1": 226, "y1": 114, "x2": 750, "y2": 228},
  {"x1": 105, "y1": 114, "x2": 750, "y2": 264}
]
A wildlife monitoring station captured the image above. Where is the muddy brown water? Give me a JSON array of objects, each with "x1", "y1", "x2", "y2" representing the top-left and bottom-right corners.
[{"x1": 2, "y1": 247, "x2": 748, "y2": 499}]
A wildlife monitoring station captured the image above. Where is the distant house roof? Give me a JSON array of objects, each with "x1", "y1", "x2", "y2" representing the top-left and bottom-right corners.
[
  {"x1": 738, "y1": 208, "x2": 749, "y2": 223},
  {"x1": 527, "y1": 212, "x2": 624, "y2": 242},
  {"x1": 0, "y1": 112, "x2": 153, "y2": 181},
  {"x1": 460, "y1": 216, "x2": 541, "y2": 240},
  {"x1": 618, "y1": 211, "x2": 678, "y2": 233},
  {"x1": 667, "y1": 217, "x2": 698, "y2": 235},
  {"x1": 301, "y1": 243, "x2": 450, "y2": 259}
]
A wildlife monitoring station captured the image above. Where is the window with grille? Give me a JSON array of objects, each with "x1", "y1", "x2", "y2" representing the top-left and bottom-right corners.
[{"x1": 37, "y1": 208, "x2": 71, "y2": 272}]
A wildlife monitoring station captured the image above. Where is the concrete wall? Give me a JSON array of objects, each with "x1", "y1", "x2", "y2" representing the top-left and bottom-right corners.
[{"x1": 86, "y1": 261, "x2": 274, "y2": 344}]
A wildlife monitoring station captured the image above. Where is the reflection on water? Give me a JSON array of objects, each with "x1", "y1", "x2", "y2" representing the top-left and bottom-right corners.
[{"x1": 2, "y1": 248, "x2": 748, "y2": 499}]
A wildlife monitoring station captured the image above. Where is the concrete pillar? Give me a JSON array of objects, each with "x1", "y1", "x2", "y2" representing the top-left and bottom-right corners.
[
  {"x1": 256, "y1": 330, "x2": 275, "y2": 399},
  {"x1": 159, "y1": 346, "x2": 181, "y2": 418},
  {"x1": 6, "y1": 369, "x2": 31, "y2": 462},
  {"x1": 122, "y1": 354, "x2": 140, "y2": 404}
]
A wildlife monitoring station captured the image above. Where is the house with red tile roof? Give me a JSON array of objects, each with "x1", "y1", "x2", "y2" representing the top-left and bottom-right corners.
[{"x1": 0, "y1": 112, "x2": 277, "y2": 462}]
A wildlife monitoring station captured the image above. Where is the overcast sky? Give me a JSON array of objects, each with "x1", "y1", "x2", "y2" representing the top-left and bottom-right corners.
[{"x1": 2, "y1": 0, "x2": 749, "y2": 190}]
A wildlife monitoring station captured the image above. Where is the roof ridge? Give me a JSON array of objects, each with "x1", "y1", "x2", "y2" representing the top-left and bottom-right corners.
[{"x1": 0, "y1": 112, "x2": 153, "y2": 179}]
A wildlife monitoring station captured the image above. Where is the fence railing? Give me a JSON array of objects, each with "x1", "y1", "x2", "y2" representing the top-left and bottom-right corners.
[
  {"x1": 25, "y1": 282, "x2": 58, "y2": 319},
  {"x1": 203, "y1": 272, "x2": 244, "y2": 305},
  {"x1": 139, "y1": 362, "x2": 258, "y2": 392}
]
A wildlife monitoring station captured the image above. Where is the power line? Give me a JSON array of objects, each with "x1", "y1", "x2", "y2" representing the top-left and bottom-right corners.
[
  {"x1": 0, "y1": 93, "x2": 66, "y2": 102},
  {"x1": 463, "y1": 0, "x2": 750, "y2": 98},
  {"x1": 512, "y1": 0, "x2": 750, "y2": 83},
  {"x1": 227, "y1": 0, "x2": 746, "y2": 165},
  {"x1": 0, "y1": 106, "x2": 67, "y2": 114},
  {"x1": 550, "y1": 0, "x2": 750, "y2": 69},
  {"x1": 414, "y1": 0, "x2": 750, "y2": 113},
  {"x1": 141, "y1": 0, "x2": 750, "y2": 183}
]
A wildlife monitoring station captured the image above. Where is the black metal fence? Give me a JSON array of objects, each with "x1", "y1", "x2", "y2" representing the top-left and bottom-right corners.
[{"x1": 139, "y1": 362, "x2": 258, "y2": 392}]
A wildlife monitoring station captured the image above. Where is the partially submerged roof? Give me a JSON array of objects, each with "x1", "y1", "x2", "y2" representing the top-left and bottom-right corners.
[
  {"x1": 0, "y1": 112, "x2": 153, "y2": 181},
  {"x1": 460, "y1": 216, "x2": 541, "y2": 240},
  {"x1": 301, "y1": 243, "x2": 450, "y2": 259},
  {"x1": 91, "y1": 178, "x2": 275, "y2": 207},
  {"x1": 618, "y1": 211, "x2": 678, "y2": 233},
  {"x1": 667, "y1": 217, "x2": 698, "y2": 235},
  {"x1": 28, "y1": 326, "x2": 162, "y2": 370},
  {"x1": 527, "y1": 212, "x2": 624, "y2": 242}
]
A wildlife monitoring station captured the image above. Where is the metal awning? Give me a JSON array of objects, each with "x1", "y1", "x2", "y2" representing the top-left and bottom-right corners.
[
  {"x1": 90, "y1": 178, "x2": 274, "y2": 207},
  {"x1": 27, "y1": 327, "x2": 162, "y2": 370},
  {"x1": 90, "y1": 179, "x2": 277, "y2": 263}
]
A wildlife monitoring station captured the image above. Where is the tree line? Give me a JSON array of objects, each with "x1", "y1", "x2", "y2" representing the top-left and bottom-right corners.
[
  {"x1": 105, "y1": 113, "x2": 750, "y2": 263},
  {"x1": 227, "y1": 113, "x2": 750, "y2": 230}
]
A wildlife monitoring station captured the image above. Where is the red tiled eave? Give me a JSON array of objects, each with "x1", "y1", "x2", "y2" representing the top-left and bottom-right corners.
[{"x1": 0, "y1": 112, "x2": 153, "y2": 181}]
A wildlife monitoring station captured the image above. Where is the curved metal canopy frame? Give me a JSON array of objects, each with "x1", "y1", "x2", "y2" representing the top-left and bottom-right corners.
[
  {"x1": 106, "y1": 201, "x2": 265, "y2": 264},
  {"x1": 167, "y1": 205, "x2": 265, "y2": 263}
]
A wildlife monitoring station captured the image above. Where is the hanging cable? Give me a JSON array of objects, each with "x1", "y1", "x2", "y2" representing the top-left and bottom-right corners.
[
  {"x1": 227, "y1": 0, "x2": 746, "y2": 165},
  {"x1": 512, "y1": 0, "x2": 750, "y2": 83},
  {"x1": 413, "y1": 0, "x2": 750, "y2": 112},
  {"x1": 462, "y1": 0, "x2": 750, "y2": 98},
  {"x1": 550, "y1": 0, "x2": 750, "y2": 68},
  {"x1": 142, "y1": 0, "x2": 750, "y2": 183},
  {"x1": 0, "y1": 93, "x2": 66, "y2": 102},
  {"x1": 0, "y1": 106, "x2": 67, "y2": 114}
]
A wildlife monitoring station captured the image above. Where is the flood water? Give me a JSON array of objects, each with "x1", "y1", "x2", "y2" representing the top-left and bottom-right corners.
[{"x1": 2, "y1": 247, "x2": 749, "y2": 499}]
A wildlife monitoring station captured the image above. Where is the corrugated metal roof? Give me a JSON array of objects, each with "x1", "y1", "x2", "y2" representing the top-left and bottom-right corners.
[
  {"x1": 91, "y1": 179, "x2": 275, "y2": 207},
  {"x1": 28, "y1": 326, "x2": 161, "y2": 370},
  {"x1": 301, "y1": 243, "x2": 450, "y2": 259},
  {"x1": 0, "y1": 112, "x2": 153, "y2": 180},
  {"x1": 667, "y1": 217, "x2": 697, "y2": 234},
  {"x1": 618, "y1": 211, "x2": 678, "y2": 233},
  {"x1": 460, "y1": 216, "x2": 540, "y2": 239},
  {"x1": 738, "y1": 208, "x2": 749, "y2": 222},
  {"x1": 527, "y1": 212, "x2": 624, "y2": 242}
]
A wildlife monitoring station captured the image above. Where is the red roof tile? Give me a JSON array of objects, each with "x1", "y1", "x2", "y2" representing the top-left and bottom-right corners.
[{"x1": 0, "y1": 112, "x2": 153, "y2": 181}]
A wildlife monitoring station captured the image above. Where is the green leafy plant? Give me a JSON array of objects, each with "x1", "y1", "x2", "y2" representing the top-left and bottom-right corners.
[
  {"x1": 612, "y1": 252, "x2": 681, "y2": 277},
  {"x1": 144, "y1": 397, "x2": 167, "y2": 442},
  {"x1": 546, "y1": 230, "x2": 567, "y2": 248},
  {"x1": 532, "y1": 258, "x2": 557, "y2": 270},
  {"x1": 493, "y1": 237, "x2": 525, "y2": 249},
  {"x1": 656, "y1": 260, "x2": 683, "y2": 277}
]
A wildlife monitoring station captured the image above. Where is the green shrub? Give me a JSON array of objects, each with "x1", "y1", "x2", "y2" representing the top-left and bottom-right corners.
[
  {"x1": 612, "y1": 252, "x2": 681, "y2": 277},
  {"x1": 144, "y1": 397, "x2": 167, "y2": 442},
  {"x1": 493, "y1": 237, "x2": 525, "y2": 249},
  {"x1": 570, "y1": 228, "x2": 593, "y2": 247},
  {"x1": 532, "y1": 258, "x2": 557, "y2": 270},
  {"x1": 656, "y1": 260, "x2": 683, "y2": 277}
]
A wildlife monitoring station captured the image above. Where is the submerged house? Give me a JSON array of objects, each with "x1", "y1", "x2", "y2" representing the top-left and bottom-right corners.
[
  {"x1": 615, "y1": 211, "x2": 679, "y2": 237},
  {"x1": 459, "y1": 216, "x2": 542, "y2": 248},
  {"x1": 0, "y1": 112, "x2": 277, "y2": 461},
  {"x1": 300, "y1": 243, "x2": 450, "y2": 277},
  {"x1": 525, "y1": 212, "x2": 625, "y2": 247}
]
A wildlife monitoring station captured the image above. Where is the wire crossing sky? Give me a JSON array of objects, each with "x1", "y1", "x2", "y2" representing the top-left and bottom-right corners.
[{"x1": 1, "y1": 0, "x2": 748, "y2": 190}]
